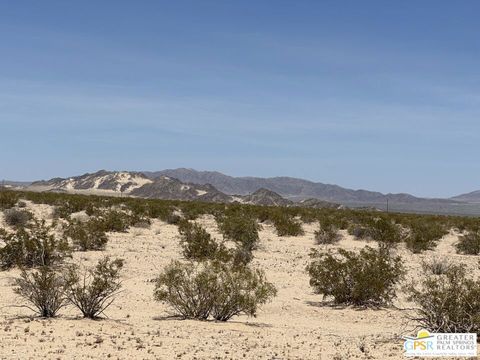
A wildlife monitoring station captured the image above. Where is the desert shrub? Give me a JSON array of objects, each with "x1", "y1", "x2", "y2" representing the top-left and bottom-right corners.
[
  {"x1": 217, "y1": 213, "x2": 260, "y2": 251},
  {"x1": 348, "y1": 217, "x2": 402, "y2": 247},
  {"x1": 314, "y1": 222, "x2": 341, "y2": 245},
  {"x1": 229, "y1": 244, "x2": 254, "y2": 267},
  {"x1": 84, "y1": 209, "x2": 149, "y2": 233},
  {"x1": 0, "y1": 220, "x2": 71, "y2": 270},
  {"x1": 166, "y1": 213, "x2": 182, "y2": 225},
  {"x1": 405, "y1": 221, "x2": 447, "y2": 253},
  {"x1": 14, "y1": 266, "x2": 67, "y2": 317},
  {"x1": 52, "y1": 198, "x2": 92, "y2": 219},
  {"x1": 456, "y1": 231, "x2": 480, "y2": 255},
  {"x1": 178, "y1": 221, "x2": 221, "y2": 261},
  {"x1": 64, "y1": 257, "x2": 124, "y2": 319},
  {"x1": 407, "y1": 264, "x2": 480, "y2": 334},
  {"x1": 153, "y1": 260, "x2": 217, "y2": 319},
  {"x1": 210, "y1": 262, "x2": 277, "y2": 321},
  {"x1": 63, "y1": 219, "x2": 108, "y2": 251},
  {"x1": 421, "y1": 258, "x2": 451, "y2": 275},
  {"x1": 16, "y1": 201, "x2": 27, "y2": 208},
  {"x1": 153, "y1": 260, "x2": 276, "y2": 321},
  {"x1": 3, "y1": 208, "x2": 32, "y2": 228},
  {"x1": 271, "y1": 212, "x2": 304, "y2": 237},
  {"x1": 307, "y1": 247, "x2": 404, "y2": 306},
  {"x1": 347, "y1": 224, "x2": 371, "y2": 240},
  {"x1": 95, "y1": 210, "x2": 132, "y2": 232},
  {"x1": 133, "y1": 220, "x2": 151, "y2": 229},
  {"x1": 0, "y1": 191, "x2": 19, "y2": 210},
  {"x1": 368, "y1": 218, "x2": 403, "y2": 246}
]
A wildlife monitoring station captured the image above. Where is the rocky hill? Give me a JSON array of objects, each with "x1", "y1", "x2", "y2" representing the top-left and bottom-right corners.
[
  {"x1": 31, "y1": 170, "x2": 153, "y2": 194},
  {"x1": 451, "y1": 190, "x2": 480, "y2": 203},
  {"x1": 239, "y1": 188, "x2": 293, "y2": 207},
  {"x1": 146, "y1": 168, "x2": 462, "y2": 207},
  {"x1": 28, "y1": 170, "x2": 340, "y2": 209}
]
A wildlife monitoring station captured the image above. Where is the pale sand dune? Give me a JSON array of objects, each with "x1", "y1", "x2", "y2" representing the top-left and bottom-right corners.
[{"x1": 0, "y1": 205, "x2": 478, "y2": 359}]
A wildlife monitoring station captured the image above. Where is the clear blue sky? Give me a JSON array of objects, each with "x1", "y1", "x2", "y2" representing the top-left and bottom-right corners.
[{"x1": 0, "y1": 1, "x2": 479, "y2": 197}]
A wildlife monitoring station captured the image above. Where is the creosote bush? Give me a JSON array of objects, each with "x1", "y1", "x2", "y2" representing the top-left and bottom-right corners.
[
  {"x1": 14, "y1": 266, "x2": 67, "y2": 317},
  {"x1": 456, "y1": 231, "x2": 480, "y2": 255},
  {"x1": 178, "y1": 221, "x2": 222, "y2": 261},
  {"x1": 64, "y1": 257, "x2": 124, "y2": 319},
  {"x1": 307, "y1": 247, "x2": 404, "y2": 306},
  {"x1": 63, "y1": 218, "x2": 109, "y2": 251},
  {"x1": 3, "y1": 208, "x2": 32, "y2": 228},
  {"x1": 314, "y1": 222, "x2": 341, "y2": 245},
  {"x1": 421, "y1": 258, "x2": 451, "y2": 276},
  {"x1": 407, "y1": 264, "x2": 480, "y2": 335},
  {"x1": 405, "y1": 221, "x2": 447, "y2": 253},
  {"x1": 177, "y1": 220, "x2": 253, "y2": 267},
  {"x1": 153, "y1": 260, "x2": 276, "y2": 321},
  {"x1": 0, "y1": 191, "x2": 19, "y2": 210},
  {"x1": 217, "y1": 212, "x2": 260, "y2": 251},
  {"x1": 0, "y1": 220, "x2": 71, "y2": 270},
  {"x1": 271, "y1": 212, "x2": 304, "y2": 237}
]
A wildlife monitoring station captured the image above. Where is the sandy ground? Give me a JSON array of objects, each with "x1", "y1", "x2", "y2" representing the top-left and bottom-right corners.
[{"x1": 0, "y1": 202, "x2": 479, "y2": 359}]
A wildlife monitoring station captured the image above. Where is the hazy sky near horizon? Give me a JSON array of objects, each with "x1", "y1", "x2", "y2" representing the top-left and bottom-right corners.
[{"x1": 0, "y1": 1, "x2": 479, "y2": 197}]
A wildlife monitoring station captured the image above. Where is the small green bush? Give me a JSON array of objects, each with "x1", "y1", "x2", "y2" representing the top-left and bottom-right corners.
[
  {"x1": 307, "y1": 247, "x2": 404, "y2": 306},
  {"x1": 407, "y1": 264, "x2": 480, "y2": 334},
  {"x1": 456, "y1": 231, "x2": 480, "y2": 255},
  {"x1": 347, "y1": 225, "x2": 371, "y2": 240},
  {"x1": 406, "y1": 221, "x2": 447, "y2": 253},
  {"x1": 0, "y1": 220, "x2": 71, "y2": 270},
  {"x1": 16, "y1": 201, "x2": 27, "y2": 208},
  {"x1": 64, "y1": 257, "x2": 124, "y2": 319},
  {"x1": 217, "y1": 213, "x2": 260, "y2": 251},
  {"x1": 271, "y1": 213, "x2": 304, "y2": 237},
  {"x1": 14, "y1": 266, "x2": 67, "y2": 317},
  {"x1": 95, "y1": 210, "x2": 132, "y2": 232},
  {"x1": 166, "y1": 213, "x2": 182, "y2": 225},
  {"x1": 63, "y1": 219, "x2": 109, "y2": 251},
  {"x1": 3, "y1": 208, "x2": 32, "y2": 228},
  {"x1": 153, "y1": 260, "x2": 276, "y2": 321},
  {"x1": 368, "y1": 218, "x2": 403, "y2": 246},
  {"x1": 0, "y1": 191, "x2": 19, "y2": 210},
  {"x1": 421, "y1": 258, "x2": 451, "y2": 275},
  {"x1": 314, "y1": 223, "x2": 341, "y2": 245},
  {"x1": 178, "y1": 221, "x2": 221, "y2": 261}
]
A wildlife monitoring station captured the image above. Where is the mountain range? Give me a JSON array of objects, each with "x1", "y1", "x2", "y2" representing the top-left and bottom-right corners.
[
  {"x1": 3, "y1": 168, "x2": 480, "y2": 215},
  {"x1": 27, "y1": 170, "x2": 340, "y2": 209},
  {"x1": 144, "y1": 169, "x2": 480, "y2": 215}
]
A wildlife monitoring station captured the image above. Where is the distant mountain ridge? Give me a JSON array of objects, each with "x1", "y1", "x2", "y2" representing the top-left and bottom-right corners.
[
  {"x1": 451, "y1": 190, "x2": 480, "y2": 203},
  {"x1": 5, "y1": 168, "x2": 478, "y2": 215},
  {"x1": 28, "y1": 170, "x2": 341, "y2": 209},
  {"x1": 145, "y1": 168, "x2": 456, "y2": 205}
]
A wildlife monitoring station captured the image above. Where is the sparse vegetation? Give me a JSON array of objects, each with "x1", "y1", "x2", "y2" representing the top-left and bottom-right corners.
[
  {"x1": 217, "y1": 212, "x2": 260, "y2": 251},
  {"x1": 178, "y1": 221, "x2": 224, "y2": 261},
  {"x1": 271, "y1": 212, "x2": 304, "y2": 237},
  {"x1": 14, "y1": 266, "x2": 67, "y2": 317},
  {"x1": 0, "y1": 220, "x2": 71, "y2": 270},
  {"x1": 307, "y1": 247, "x2": 404, "y2": 306},
  {"x1": 314, "y1": 222, "x2": 341, "y2": 245},
  {"x1": 421, "y1": 258, "x2": 451, "y2": 275},
  {"x1": 405, "y1": 220, "x2": 447, "y2": 253},
  {"x1": 153, "y1": 260, "x2": 276, "y2": 321},
  {"x1": 63, "y1": 218, "x2": 109, "y2": 251},
  {"x1": 63, "y1": 257, "x2": 124, "y2": 319},
  {"x1": 456, "y1": 231, "x2": 480, "y2": 255},
  {"x1": 0, "y1": 190, "x2": 19, "y2": 210},
  {"x1": 407, "y1": 264, "x2": 480, "y2": 335},
  {"x1": 3, "y1": 208, "x2": 32, "y2": 228}
]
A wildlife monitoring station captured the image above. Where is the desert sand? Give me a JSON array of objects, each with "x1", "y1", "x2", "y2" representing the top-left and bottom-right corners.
[{"x1": 0, "y1": 201, "x2": 479, "y2": 359}]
